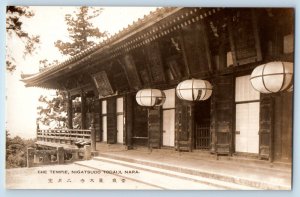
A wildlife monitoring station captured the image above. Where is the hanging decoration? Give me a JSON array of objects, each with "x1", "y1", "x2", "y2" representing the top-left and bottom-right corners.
[
  {"x1": 136, "y1": 89, "x2": 166, "y2": 107},
  {"x1": 176, "y1": 79, "x2": 213, "y2": 101},
  {"x1": 250, "y1": 61, "x2": 293, "y2": 93}
]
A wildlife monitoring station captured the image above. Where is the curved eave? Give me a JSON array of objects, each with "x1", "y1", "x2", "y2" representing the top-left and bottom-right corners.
[
  {"x1": 22, "y1": 7, "x2": 223, "y2": 89},
  {"x1": 21, "y1": 7, "x2": 181, "y2": 88}
]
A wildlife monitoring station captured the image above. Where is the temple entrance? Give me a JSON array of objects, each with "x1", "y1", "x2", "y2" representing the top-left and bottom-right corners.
[
  {"x1": 132, "y1": 102, "x2": 148, "y2": 146},
  {"x1": 194, "y1": 98, "x2": 211, "y2": 150}
]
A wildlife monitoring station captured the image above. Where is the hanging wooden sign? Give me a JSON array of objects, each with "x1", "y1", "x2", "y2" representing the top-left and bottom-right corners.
[
  {"x1": 228, "y1": 9, "x2": 262, "y2": 66},
  {"x1": 123, "y1": 54, "x2": 142, "y2": 91},
  {"x1": 111, "y1": 61, "x2": 130, "y2": 93},
  {"x1": 166, "y1": 55, "x2": 183, "y2": 81},
  {"x1": 146, "y1": 42, "x2": 166, "y2": 84},
  {"x1": 181, "y1": 21, "x2": 212, "y2": 76},
  {"x1": 92, "y1": 71, "x2": 114, "y2": 97}
]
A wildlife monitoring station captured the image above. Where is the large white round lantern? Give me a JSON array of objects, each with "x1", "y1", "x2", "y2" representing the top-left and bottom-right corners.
[
  {"x1": 136, "y1": 89, "x2": 166, "y2": 107},
  {"x1": 176, "y1": 79, "x2": 213, "y2": 101},
  {"x1": 250, "y1": 61, "x2": 293, "y2": 93}
]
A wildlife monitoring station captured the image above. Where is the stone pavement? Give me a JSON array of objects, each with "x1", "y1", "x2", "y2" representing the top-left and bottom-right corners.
[{"x1": 90, "y1": 143, "x2": 291, "y2": 190}]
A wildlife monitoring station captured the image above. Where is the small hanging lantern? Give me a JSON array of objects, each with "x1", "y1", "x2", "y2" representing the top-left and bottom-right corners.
[
  {"x1": 176, "y1": 79, "x2": 213, "y2": 101},
  {"x1": 250, "y1": 61, "x2": 293, "y2": 93},
  {"x1": 136, "y1": 89, "x2": 166, "y2": 107}
]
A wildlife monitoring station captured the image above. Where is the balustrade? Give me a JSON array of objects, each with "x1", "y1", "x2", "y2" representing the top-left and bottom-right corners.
[{"x1": 36, "y1": 128, "x2": 91, "y2": 146}]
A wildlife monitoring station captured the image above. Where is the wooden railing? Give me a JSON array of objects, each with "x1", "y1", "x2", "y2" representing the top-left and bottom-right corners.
[{"x1": 37, "y1": 129, "x2": 91, "y2": 146}]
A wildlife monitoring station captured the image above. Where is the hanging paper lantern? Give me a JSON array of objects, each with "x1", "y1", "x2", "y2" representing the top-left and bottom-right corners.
[
  {"x1": 250, "y1": 62, "x2": 293, "y2": 93},
  {"x1": 176, "y1": 79, "x2": 213, "y2": 101},
  {"x1": 136, "y1": 89, "x2": 166, "y2": 107}
]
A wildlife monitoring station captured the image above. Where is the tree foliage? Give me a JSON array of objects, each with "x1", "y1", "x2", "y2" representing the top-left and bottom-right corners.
[
  {"x1": 6, "y1": 6, "x2": 40, "y2": 72},
  {"x1": 54, "y1": 6, "x2": 107, "y2": 56},
  {"x1": 37, "y1": 91, "x2": 68, "y2": 128},
  {"x1": 6, "y1": 130, "x2": 36, "y2": 168},
  {"x1": 38, "y1": 59, "x2": 59, "y2": 72},
  {"x1": 37, "y1": 7, "x2": 107, "y2": 129}
]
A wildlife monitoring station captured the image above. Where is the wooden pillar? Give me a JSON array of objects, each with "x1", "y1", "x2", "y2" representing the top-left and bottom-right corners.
[
  {"x1": 190, "y1": 103, "x2": 195, "y2": 152},
  {"x1": 125, "y1": 93, "x2": 133, "y2": 149},
  {"x1": 67, "y1": 93, "x2": 73, "y2": 129},
  {"x1": 90, "y1": 112, "x2": 96, "y2": 151},
  {"x1": 259, "y1": 94, "x2": 274, "y2": 161},
  {"x1": 81, "y1": 91, "x2": 86, "y2": 129},
  {"x1": 210, "y1": 79, "x2": 217, "y2": 153}
]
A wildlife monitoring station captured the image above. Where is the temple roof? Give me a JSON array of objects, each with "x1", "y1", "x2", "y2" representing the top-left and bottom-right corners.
[{"x1": 21, "y1": 7, "x2": 223, "y2": 88}]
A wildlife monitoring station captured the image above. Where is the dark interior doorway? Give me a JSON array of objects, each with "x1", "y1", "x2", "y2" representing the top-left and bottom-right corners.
[
  {"x1": 194, "y1": 98, "x2": 211, "y2": 150},
  {"x1": 132, "y1": 102, "x2": 149, "y2": 146}
]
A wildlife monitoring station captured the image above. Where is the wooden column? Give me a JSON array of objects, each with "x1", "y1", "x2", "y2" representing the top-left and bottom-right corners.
[
  {"x1": 259, "y1": 94, "x2": 274, "y2": 161},
  {"x1": 81, "y1": 91, "x2": 87, "y2": 129},
  {"x1": 90, "y1": 117, "x2": 96, "y2": 151},
  {"x1": 125, "y1": 93, "x2": 133, "y2": 149},
  {"x1": 210, "y1": 79, "x2": 217, "y2": 153},
  {"x1": 67, "y1": 92, "x2": 73, "y2": 129},
  {"x1": 90, "y1": 100, "x2": 96, "y2": 151}
]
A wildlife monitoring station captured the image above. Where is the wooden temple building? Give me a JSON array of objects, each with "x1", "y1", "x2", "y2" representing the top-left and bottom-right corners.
[{"x1": 22, "y1": 8, "x2": 294, "y2": 164}]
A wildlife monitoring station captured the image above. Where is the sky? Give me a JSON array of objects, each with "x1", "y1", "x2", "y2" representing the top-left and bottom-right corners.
[{"x1": 6, "y1": 6, "x2": 158, "y2": 139}]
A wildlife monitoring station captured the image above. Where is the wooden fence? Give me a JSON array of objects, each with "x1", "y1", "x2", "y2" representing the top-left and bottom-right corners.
[{"x1": 36, "y1": 129, "x2": 91, "y2": 145}]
